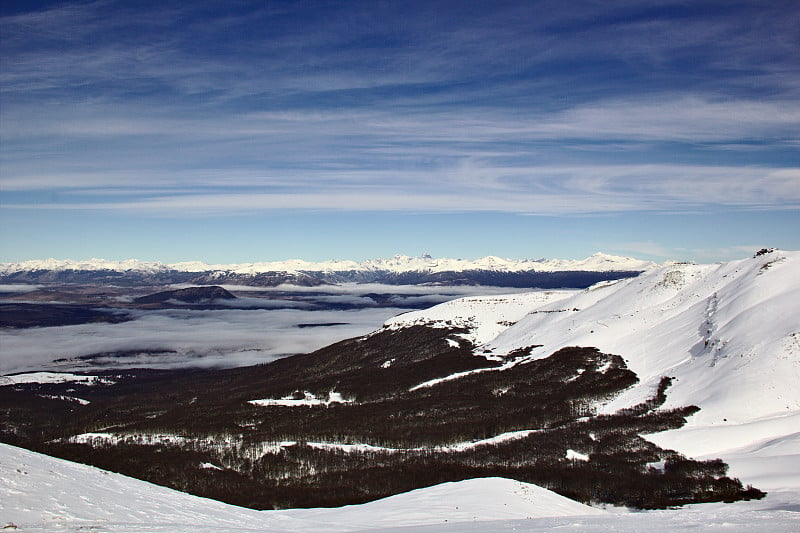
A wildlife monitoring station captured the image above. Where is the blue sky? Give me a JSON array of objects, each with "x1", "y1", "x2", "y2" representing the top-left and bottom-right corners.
[{"x1": 1, "y1": 0, "x2": 798, "y2": 263}]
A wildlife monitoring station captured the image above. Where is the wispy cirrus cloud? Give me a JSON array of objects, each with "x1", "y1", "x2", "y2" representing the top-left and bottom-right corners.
[
  {"x1": 4, "y1": 96, "x2": 798, "y2": 146},
  {"x1": 4, "y1": 165, "x2": 798, "y2": 216},
  {"x1": 1, "y1": 1, "x2": 798, "y2": 260},
  {"x1": 2, "y1": 95, "x2": 798, "y2": 216}
]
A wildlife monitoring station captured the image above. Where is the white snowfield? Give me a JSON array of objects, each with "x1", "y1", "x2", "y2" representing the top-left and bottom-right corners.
[
  {"x1": 389, "y1": 251, "x2": 800, "y2": 480},
  {"x1": 389, "y1": 251, "x2": 800, "y2": 460},
  {"x1": 384, "y1": 290, "x2": 576, "y2": 346},
  {"x1": 482, "y1": 249, "x2": 800, "y2": 463},
  {"x1": 0, "y1": 252, "x2": 656, "y2": 276}
]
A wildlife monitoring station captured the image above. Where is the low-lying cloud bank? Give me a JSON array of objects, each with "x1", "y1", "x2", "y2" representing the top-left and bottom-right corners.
[
  {"x1": 0, "y1": 307, "x2": 404, "y2": 374},
  {"x1": 0, "y1": 284, "x2": 534, "y2": 374}
]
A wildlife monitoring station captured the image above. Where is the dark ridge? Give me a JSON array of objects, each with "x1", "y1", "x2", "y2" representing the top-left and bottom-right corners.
[
  {"x1": 134, "y1": 286, "x2": 236, "y2": 304},
  {"x1": 296, "y1": 323, "x2": 350, "y2": 328},
  {"x1": 0, "y1": 303, "x2": 130, "y2": 328}
]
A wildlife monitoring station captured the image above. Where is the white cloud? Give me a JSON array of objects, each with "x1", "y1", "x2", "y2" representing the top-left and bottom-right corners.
[
  {"x1": 532, "y1": 97, "x2": 800, "y2": 143},
  {"x1": 3, "y1": 164, "x2": 797, "y2": 216},
  {"x1": 0, "y1": 307, "x2": 404, "y2": 374},
  {"x1": 221, "y1": 283, "x2": 532, "y2": 296},
  {"x1": 0, "y1": 284, "x2": 537, "y2": 374}
]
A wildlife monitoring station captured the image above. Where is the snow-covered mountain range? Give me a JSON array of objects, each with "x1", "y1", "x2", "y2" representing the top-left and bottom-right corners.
[
  {"x1": 0, "y1": 253, "x2": 657, "y2": 289},
  {"x1": 0, "y1": 252, "x2": 656, "y2": 276}
]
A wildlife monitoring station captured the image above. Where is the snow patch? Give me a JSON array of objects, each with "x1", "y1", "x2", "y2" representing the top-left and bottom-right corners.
[
  {"x1": 38, "y1": 394, "x2": 90, "y2": 405},
  {"x1": 245, "y1": 429, "x2": 542, "y2": 456},
  {"x1": 566, "y1": 449, "x2": 590, "y2": 461},
  {"x1": 66, "y1": 432, "x2": 193, "y2": 447},
  {"x1": 249, "y1": 390, "x2": 352, "y2": 407},
  {"x1": 409, "y1": 365, "x2": 500, "y2": 391}
]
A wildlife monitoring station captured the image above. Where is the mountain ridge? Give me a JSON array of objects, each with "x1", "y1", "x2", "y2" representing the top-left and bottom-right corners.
[
  {"x1": 0, "y1": 252, "x2": 657, "y2": 276},
  {"x1": 133, "y1": 286, "x2": 237, "y2": 305},
  {"x1": 0, "y1": 253, "x2": 656, "y2": 289},
  {"x1": 385, "y1": 248, "x2": 800, "y2": 463}
]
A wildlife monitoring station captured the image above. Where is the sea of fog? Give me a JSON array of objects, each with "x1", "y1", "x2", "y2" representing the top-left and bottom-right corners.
[{"x1": 0, "y1": 284, "x2": 536, "y2": 375}]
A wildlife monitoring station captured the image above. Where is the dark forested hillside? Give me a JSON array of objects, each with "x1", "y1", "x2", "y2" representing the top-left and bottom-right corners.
[{"x1": 0, "y1": 325, "x2": 763, "y2": 510}]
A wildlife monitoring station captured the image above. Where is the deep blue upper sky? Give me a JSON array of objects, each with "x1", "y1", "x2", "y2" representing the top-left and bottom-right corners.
[{"x1": 1, "y1": 0, "x2": 798, "y2": 263}]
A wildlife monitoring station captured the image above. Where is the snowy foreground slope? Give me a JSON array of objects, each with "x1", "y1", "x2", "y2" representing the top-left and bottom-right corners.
[
  {"x1": 2, "y1": 442, "x2": 798, "y2": 532},
  {"x1": 389, "y1": 250, "x2": 800, "y2": 491},
  {"x1": 0, "y1": 442, "x2": 605, "y2": 532}
]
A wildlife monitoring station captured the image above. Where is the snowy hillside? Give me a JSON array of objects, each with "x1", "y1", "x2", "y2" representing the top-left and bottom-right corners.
[
  {"x1": 387, "y1": 249, "x2": 800, "y2": 481},
  {"x1": 2, "y1": 442, "x2": 797, "y2": 532},
  {"x1": 0, "y1": 252, "x2": 656, "y2": 275},
  {"x1": 0, "y1": 443, "x2": 603, "y2": 532},
  {"x1": 384, "y1": 289, "x2": 577, "y2": 346}
]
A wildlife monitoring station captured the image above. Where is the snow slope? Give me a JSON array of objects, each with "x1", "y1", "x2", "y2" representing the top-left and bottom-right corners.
[
  {"x1": 0, "y1": 252, "x2": 656, "y2": 276},
  {"x1": 487, "y1": 250, "x2": 800, "y2": 453},
  {"x1": 0, "y1": 443, "x2": 602, "y2": 532},
  {"x1": 2, "y1": 442, "x2": 798, "y2": 532},
  {"x1": 384, "y1": 290, "x2": 576, "y2": 346},
  {"x1": 388, "y1": 250, "x2": 800, "y2": 487}
]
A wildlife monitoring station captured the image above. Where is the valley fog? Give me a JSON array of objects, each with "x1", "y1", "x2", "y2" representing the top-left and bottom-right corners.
[{"x1": 0, "y1": 283, "x2": 534, "y2": 374}]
